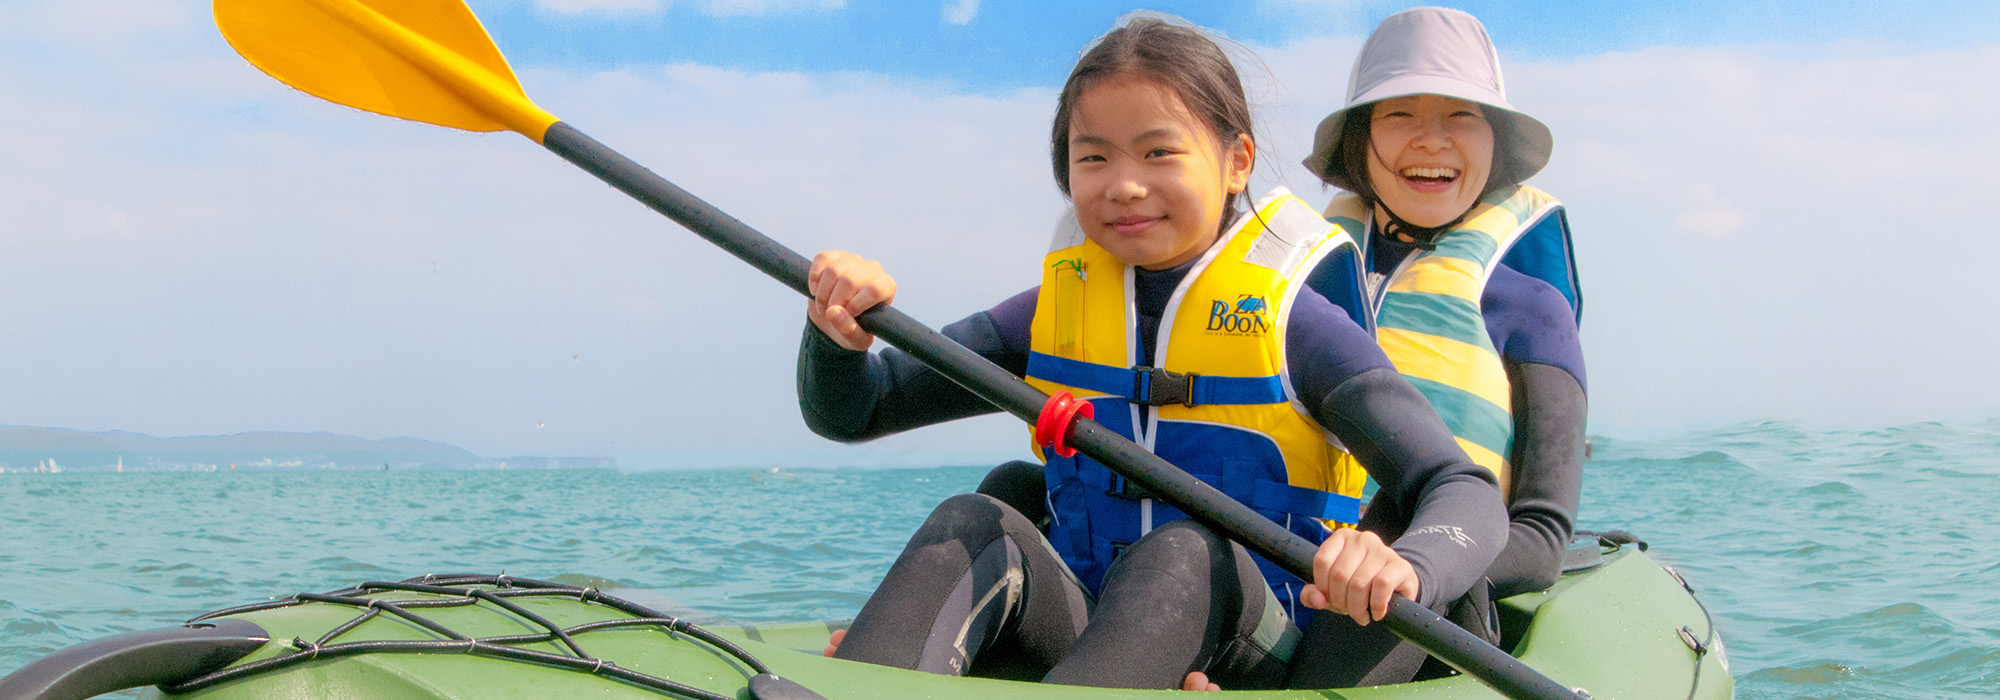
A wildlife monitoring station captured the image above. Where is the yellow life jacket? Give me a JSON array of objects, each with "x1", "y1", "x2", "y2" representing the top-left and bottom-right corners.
[
  {"x1": 1025, "y1": 189, "x2": 1365, "y2": 608},
  {"x1": 1322, "y1": 185, "x2": 1567, "y2": 497}
]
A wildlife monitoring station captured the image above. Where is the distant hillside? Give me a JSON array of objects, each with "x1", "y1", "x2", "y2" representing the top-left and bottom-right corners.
[{"x1": 0, "y1": 426, "x2": 610, "y2": 472}]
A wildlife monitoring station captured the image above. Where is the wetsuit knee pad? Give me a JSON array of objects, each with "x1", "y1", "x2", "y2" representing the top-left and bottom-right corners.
[
  {"x1": 1130, "y1": 522, "x2": 1298, "y2": 689},
  {"x1": 1207, "y1": 583, "x2": 1300, "y2": 689},
  {"x1": 1101, "y1": 519, "x2": 1230, "y2": 586},
  {"x1": 908, "y1": 493, "x2": 1019, "y2": 549},
  {"x1": 976, "y1": 461, "x2": 1050, "y2": 528},
  {"x1": 1075, "y1": 520, "x2": 1295, "y2": 690}
]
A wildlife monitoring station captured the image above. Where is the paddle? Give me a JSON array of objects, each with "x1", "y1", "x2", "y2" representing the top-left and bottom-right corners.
[{"x1": 212, "y1": 2, "x2": 1584, "y2": 698}]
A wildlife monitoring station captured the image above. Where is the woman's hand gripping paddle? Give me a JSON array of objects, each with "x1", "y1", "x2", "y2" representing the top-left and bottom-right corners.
[{"x1": 211, "y1": 3, "x2": 1584, "y2": 698}]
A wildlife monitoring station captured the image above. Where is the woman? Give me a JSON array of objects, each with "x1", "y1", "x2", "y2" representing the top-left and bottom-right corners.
[{"x1": 1288, "y1": 6, "x2": 1588, "y2": 686}]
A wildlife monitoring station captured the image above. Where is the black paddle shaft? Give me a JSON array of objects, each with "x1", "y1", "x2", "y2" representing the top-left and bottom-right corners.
[{"x1": 539, "y1": 122, "x2": 1583, "y2": 700}]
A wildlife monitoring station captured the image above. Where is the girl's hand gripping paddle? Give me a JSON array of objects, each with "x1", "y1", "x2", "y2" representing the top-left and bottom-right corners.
[{"x1": 211, "y1": 2, "x2": 1585, "y2": 698}]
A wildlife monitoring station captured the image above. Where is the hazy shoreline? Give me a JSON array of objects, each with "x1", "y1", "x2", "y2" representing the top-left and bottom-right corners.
[{"x1": 0, "y1": 424, "x2": 610, "y2": 473}]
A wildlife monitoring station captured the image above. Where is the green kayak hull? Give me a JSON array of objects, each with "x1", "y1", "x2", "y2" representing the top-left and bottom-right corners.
[{"x1": 114, "y1": 543, "x2": 1728, "y2": 700}]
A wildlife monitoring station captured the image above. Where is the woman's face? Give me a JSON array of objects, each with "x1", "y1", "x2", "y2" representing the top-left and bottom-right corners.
[
  {"x1": 1365, "y1": 94, "x2": 1494, "y2": 229},
  {"x1": 1067, "y1": 74, "x2": 1253, "y2": 270}
]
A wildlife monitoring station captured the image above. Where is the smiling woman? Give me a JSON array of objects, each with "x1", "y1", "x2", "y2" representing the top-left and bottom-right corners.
[
  {"x1": 1293, "y1": 7, "x2": 1587, "y2": 687},
  {"x1": 1362, "y1": 94, "x2": 1496, "y2": 231}
]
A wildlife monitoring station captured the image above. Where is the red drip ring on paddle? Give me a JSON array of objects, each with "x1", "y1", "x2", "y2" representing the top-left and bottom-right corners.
[{"x1": 1034, "y1": 391, "x2": 1095, "y2": 459}]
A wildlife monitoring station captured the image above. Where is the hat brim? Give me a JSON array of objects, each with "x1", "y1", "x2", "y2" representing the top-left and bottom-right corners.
[{"x1": 1302, "y1": 75, "x2": 1552, "y2": 193}]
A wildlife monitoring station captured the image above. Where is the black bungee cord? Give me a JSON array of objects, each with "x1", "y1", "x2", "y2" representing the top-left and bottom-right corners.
[{"x1": 164, "y1": 574, "x2": 816, "y2": 700}]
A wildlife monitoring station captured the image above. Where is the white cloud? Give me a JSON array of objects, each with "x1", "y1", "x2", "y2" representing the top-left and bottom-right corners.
[
  {"x1": 533, "y1": 0, "x2": 844, "y2": 16},
  {"x1": 27, "y1": 0, "x2": 191, "y2": 43},
  {"x1": 689, "y1": 0, "x2": 845, "y2": 17},
  {"x1": 942, "y1": 0, "x2": 979, "y2": 26},
  {"x1": 536, "y1": 0, "x2": 664, "y2": 14},
  {"x1": 1673, "y1": 184, "x2": 1747, "y2": 238}
]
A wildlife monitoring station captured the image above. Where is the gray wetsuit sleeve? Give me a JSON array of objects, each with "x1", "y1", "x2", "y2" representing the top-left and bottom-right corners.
[
  {"x1": 1480, "y1": 265, "x2": 1588, "y2": 598},
  {"x1": 797, "y1": 305, "x2": 1031, "y2": 442},
  {"x1": 1486, "y1": 361, "x2": 1587, "y2": 598},
  {"x1": 1310, "y1": 367, "x2": 1509, "y2": 608}
]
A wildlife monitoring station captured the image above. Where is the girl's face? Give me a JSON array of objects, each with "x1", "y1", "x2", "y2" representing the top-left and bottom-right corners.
[
  {"x1": 1366, "y1": 94, "x2": 1495, "y2": 229},
  {"x1": 1067, "y1": 74, "x2": 1253, "y2": 270}
]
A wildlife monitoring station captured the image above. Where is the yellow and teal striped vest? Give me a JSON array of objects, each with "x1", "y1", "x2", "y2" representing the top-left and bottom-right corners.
[{"x1": 1324, "y1": 185, "x2": 1566, "y2": 497}]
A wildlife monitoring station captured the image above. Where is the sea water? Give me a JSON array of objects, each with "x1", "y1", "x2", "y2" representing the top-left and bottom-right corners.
[{"x1": 2, "y1": 420, "x2": 1996, "y2": 698}]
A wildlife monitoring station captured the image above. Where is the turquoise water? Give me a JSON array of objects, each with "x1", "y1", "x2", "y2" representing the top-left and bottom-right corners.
[{"x1": 2, "y1": 420, "x2": 1997, "y2": 698}]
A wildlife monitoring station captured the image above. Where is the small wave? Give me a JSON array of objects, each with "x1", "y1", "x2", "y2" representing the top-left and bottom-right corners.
[
  {"x1": 617, "y1": 545, "x2": 676, "y2": 562},
  {"x1": 1775, "y1": 602, "x2": 1931, "y2": 634},
  {"x1": 1779, "y1": 541, "x2": 1841, "y2": 558},
  {"x1": 306, "y1": 557, "x2": 395, "y2": 573},
  {"x1": 1800, "y1": 481, "x2": 1858, "y2": 496},
  {"x1": 1, "y1": 618, "x2": 62, "y2": 636},
  {"x1": 1682, "y1": 450, "x2": 1743, "y2": 466},
  {"x1": 130, "y1": 562, "x2": 197, "y2": 573},
  {"x1": 1917, "y1": 467, "x2": 1989, "y2": 479},
  {"x1": 1743, "y1": 662, "x2": 1855, "y2": 684},
  {"x1": 728, "y1": 541, "x2": 797, "y2": 558},
  {"x1": 1887, "y1": 646, "x2": 2000, "y2": 688}
]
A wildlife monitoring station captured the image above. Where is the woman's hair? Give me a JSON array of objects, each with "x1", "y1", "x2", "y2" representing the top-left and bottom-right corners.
[
  {"x1": 1326, "y1": 102, "x2": 1523, "y2": 204},
  {"x1": 1049, "y1": 16, "x2": 1254, "y2": 207}
]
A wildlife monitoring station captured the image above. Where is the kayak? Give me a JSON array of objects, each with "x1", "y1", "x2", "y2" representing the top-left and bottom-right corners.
[{"x1": 0, "y1": 535, "x2": 1730, "y2": 700}]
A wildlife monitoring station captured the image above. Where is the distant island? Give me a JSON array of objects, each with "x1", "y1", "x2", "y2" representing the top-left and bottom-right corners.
[{"x1": 0, "y1": 426, "x2": 612, "y2": 473}]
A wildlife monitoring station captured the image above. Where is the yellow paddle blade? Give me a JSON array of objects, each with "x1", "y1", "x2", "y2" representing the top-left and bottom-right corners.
[{"x1": 215, "y1": 0, "x2": 559, "y2": 141}]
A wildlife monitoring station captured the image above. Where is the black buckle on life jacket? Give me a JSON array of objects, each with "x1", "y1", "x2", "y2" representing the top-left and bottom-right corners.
[
  {"x1": 1109, "y1": 540, "x2": 1132, "y2": 560},
  {"x1": 1132, "y1": 366, "x2": 1198, "y2": 407},
  {"x1": 1105, "y1": 474, "x2": 1157, "y2": 501}
]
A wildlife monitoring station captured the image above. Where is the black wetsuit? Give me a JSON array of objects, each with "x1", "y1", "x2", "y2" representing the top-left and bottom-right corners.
[
  {"x1": 1311, "y1": 235, "x2": 1587, "y2": 685},
  {"x1": 1364, "y1": 234, "x2": 1588, "y2": 600},
  {"x1": 798, "y1": 256, "x2": 1508, "y2": 689}
]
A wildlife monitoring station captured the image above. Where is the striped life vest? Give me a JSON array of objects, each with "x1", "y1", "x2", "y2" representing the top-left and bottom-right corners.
[
  {"x1": 1322, "y1": 185, "x2": 1569, "y2": 496},
  {"x1": 1025, "y1": 189, "x2": 1366, "y2": 613}
]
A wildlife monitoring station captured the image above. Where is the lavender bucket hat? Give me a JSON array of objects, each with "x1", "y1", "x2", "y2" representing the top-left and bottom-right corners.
[{"x1": 1302, "y1": 7, "x2": 1553, "y2": 192}]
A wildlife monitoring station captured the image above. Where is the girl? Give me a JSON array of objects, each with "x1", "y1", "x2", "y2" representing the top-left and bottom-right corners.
[
  {"x1": 1293, "y1": 7, "x2": 1588, "y2": 684},
  {"x1": 800, "y1": 15, "x2": 1506, "y2": 690}
]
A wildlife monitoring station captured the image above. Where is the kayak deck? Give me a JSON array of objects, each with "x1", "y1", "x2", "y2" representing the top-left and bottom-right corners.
[{"x1": 121, "y1": 541, "x2": 1728, "y2": 699}]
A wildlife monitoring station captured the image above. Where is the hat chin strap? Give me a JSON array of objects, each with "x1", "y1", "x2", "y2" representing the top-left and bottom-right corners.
[
  {"x1": 1376, "y1": 200, "x2": 1475, "y2": 250},
  {"x1": 1364, "y1": 139, "x2": 1481, "y2": 249}
]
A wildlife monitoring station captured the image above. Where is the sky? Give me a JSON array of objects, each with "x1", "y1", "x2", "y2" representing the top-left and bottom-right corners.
[{"x1": 0, "y1": 0, "x2": 1996, "y2": 465}]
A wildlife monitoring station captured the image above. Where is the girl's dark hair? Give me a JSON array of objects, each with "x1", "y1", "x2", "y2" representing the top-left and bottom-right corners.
[
  {"x1": 1049, "y1": 16, "x2": 1254, "y2": 207},
  {"x1": 1326, "y1": 102, "x2": 1523, "y2": 204}
]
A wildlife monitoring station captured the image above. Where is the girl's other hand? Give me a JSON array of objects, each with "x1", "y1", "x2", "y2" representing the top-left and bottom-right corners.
[
  {"x1": 808, "y1": 251, "x2": 897, "y2": 351},
  {"x1": 822, "y1": 628, "x2": 845, "y2": 658},
  {"x1": 1299, "y1": 528, "x2": 1420, "y2": 626}
]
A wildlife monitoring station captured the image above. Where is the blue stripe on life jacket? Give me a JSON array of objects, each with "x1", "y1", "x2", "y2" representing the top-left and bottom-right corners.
[
  {"x1": 1026, "y1": 352, "x2": 1288, "y2": 406},
  {"x1": 1252, "y1": 479, "x2": 1362, "y2": 525},
  {"x1": 1305, "y1": 240, "x2": 1372, "y2": 332},
  {"x1": 1497, "y1": 207, "x2": 1581, "y2": 324}
]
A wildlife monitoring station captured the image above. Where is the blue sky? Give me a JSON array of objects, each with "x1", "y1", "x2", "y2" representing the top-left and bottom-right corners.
[
  {"x1": 0, "y1": 0, "x2": 1996, "y2": 464},
  {"x1": 469, "y1": 0, "x2": 2000, "y2": 88}
]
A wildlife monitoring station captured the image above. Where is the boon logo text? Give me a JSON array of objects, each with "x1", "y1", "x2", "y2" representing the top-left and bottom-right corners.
[{"x1": 1207, "y1": 294, "x2": 1271, "y2": 336}]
